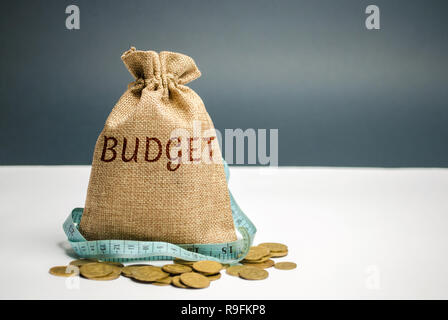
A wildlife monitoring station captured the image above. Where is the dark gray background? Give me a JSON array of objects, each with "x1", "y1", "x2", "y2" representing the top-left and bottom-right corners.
[{"x1": 1, "y1": 0, "x2": 447, "y2": 166}]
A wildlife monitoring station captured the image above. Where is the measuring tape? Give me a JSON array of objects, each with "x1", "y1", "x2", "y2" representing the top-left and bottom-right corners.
[{"x1": 63, "y1": 162, "x2": 256, "y2": 264}]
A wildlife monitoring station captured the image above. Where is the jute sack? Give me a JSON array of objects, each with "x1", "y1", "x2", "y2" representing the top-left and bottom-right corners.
[{"x1": 79, "y1": 47, "x2": 237, "y2": 244}]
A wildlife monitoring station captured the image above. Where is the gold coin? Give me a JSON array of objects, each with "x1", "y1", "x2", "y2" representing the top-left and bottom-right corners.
[
  {"x1": 226, "y1": 265, "x2": 245, "y2": 277},
  {"x1": 180, "y1": 272, "x2": 210, "y2": 289},
  {"x1": 242, "y1": 255, "x2": 271, "y2": 264},
  {"x1": 80, "y1": 262, "x2": 114, "y2": 278},
  {"x1": 197, "y1": 271, "x2": 220, "y2": 276},
  {"x1": 101, "y1": 261, "x2": 124, "y2": 268},
  {"x1": 274, "y1": 262, "x2": 297, "y2": 270},
  {"x1": 162, "y1": 264, "x2": 192, "y2": 275},
  {"x1": 207, "y1": 273, "x2": 221, "y2": 281},
  {"x1": 173, "y1": 259, "x2": 195, "y2": 265},
  {"x1": 243, "y1": 246, "x2": 271, "y2": 261},
  {"x1": 152, "y1": 282, "x2": 170, "y2": 286},
  {"x1": 192, "y1": 260, "x2": 222, "y2": 275},
  {"x1": 243, "y1": 259, "x2": 275, "y2": 269},
  {"x1": 69, "y1": 259, "x2": 97, "y2": 267},
  {"x1": 131, "y1": 266, "x2": 169, "y2": 282},
  {"x1": 152, "y1": 276, "x2": 172, "y2": 286},
  {"x1": 49, "y1": 266, "x2": 77, "y2": 277},
  {"x1": 239, "y1": 266, "x2": 269, "y2": 280},
  {"x1": 172, "y1": 275, "x2": 188, "y2": 288},
  {"x1": 258, "y1": 242, "x2": 288, "y2": 253},
  {"x1": 121, "y1": 264, "x2": 151, "y2": 277},
  {"x1": 269, "y1": 251, "x2": 288, "y2": 258},
  {"x1": 89, "y1": 266, "x2": 122, "y2": 281}
]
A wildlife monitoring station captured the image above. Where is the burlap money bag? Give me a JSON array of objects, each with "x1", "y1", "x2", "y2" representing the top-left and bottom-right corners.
[{"x1": 79, "y1": 47, "x2": 237, "y2": 244}]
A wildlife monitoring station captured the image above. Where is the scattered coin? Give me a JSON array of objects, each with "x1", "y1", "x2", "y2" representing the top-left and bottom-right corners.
[
  {"x1": 274, "y1": 262, "x2": 297, "y2": 270},
  {"x1": 131, "y1": 266, "x2": 169, "y2": 282},
  {"x1": 152, "y1": 282, "x2": 170, "y2": 286},
  {"x1": 152, "y1": 276, "x2": 172, "y2": 286},
  {"x1": 192, "y1": 260, "x2": 222, "y2": 275},
  {"x1": 242, "y1": 255, "x2": 271, "y2": 264},
  {"x1": 49, "y1": 266, "x2": 77, "y2": 277},
  {"x1": 258, "y1": 242, "x2": 288, "y2": 253},
  {"x1": 206, "y1": 273, "x2": 221, "y2": 281},
  {"x1": 101, "y1": 261, "x2": 124, "y2": 268},
  {"x1": 80, "y1": 263, "x2": 114, "y2": 279},
  {"x1": 226, "y1": 265, "x2": 245, "y2": 277},
  {"x1": 239, "y1": 266, "x2": 269, "y2": 280},
  {"x1": 173, "y1": 259, "x2": 195, "y2": 266},
  {"x1": 50, "y1": 241, "x2": 295, "y2": 287},
  {"x1": 269, "y1": 251, "x2": 288, "y2": 258},
  {"x1": 90, "y1": 266, "x2": 122, "y2": 281},
  {"x1": 121, "y1": 264, "x2": 151, "y2": 277},
  {"x1": 243, "y1": 259, "x2": 275, "y2": 269},
  {"x1": 180, "y1": 272, "x2": 210, "y2": 289},
  {"x1": 243, "y1": 246, "x2": 271, "y2": 261},
  {"x1": 162, "y1": 264, "x2": 192, "y2": 275},
  {"x1": 172, "y1": 275, "x2": 188, "y2": 288}
]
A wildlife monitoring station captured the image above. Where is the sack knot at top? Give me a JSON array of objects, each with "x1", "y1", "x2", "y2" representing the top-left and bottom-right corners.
[{"x1": 122, "y1": 47, "x2": 201, "y2": 93}]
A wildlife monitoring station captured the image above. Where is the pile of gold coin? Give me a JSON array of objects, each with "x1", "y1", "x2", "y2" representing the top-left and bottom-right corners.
[
  {"x1": 225, "y1": 242, "x2": 296, "y2": 280},
  {"x1": 49, "y1": 242, "x2": 296, "y2": 288}
]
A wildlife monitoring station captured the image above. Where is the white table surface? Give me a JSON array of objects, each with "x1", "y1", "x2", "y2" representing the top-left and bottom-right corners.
[{"x1": 0, "y1": 165, "x2": 447, "y2": 299}]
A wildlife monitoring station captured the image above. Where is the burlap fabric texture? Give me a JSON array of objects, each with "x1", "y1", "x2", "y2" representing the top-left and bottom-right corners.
[{"x1": 79, "y1": 47, "x2": 237, "y2": 244}]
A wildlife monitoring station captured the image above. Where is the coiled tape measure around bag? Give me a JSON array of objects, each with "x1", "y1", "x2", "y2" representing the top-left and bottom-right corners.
[{"x1": 63, "y1": 161, "x2": 256, "y2": 264}]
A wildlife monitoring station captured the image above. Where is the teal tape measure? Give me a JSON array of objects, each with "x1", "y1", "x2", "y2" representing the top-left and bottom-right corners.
[{"x1": 63, "y1": 162, "x2": 256, "y2": 264}]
